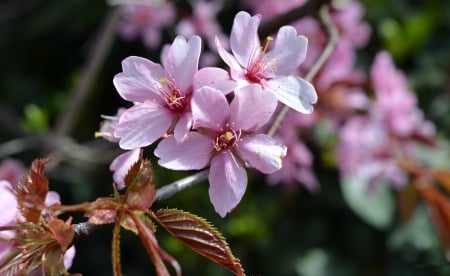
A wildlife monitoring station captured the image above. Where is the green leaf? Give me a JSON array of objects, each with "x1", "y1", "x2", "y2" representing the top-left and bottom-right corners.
[
  {"x1": 341, "y1": 177, "x2": 395, "y2": 230},
  {"x1": 21, "y1": 104, "x2": 49, "y2": 133},
  {"x1": 155, "y1": 209, "x2": 245, "y2": 276}
]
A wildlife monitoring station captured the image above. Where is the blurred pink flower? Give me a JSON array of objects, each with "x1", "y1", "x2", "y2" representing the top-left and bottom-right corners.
[
  {"x1": 370, "y1": 51, "x2": 436, "y2": 139},
  {"x1": 215, "y1": 11, "x2": 317, "y2": 114},
  {"x1": 0, "y1": 159, "x2": 25, "y2": 187},
  {"x1": 118, "y1": 2, "x2": 175, "y2": 49},
  {"x1": 155, "y1": 85, "x2": 286, "y2": 217},
  {"x1": 337, "y1": 116, "x2": 408, "y2": 189}
]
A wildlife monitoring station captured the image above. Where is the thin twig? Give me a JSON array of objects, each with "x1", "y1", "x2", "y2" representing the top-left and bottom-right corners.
[
  {"x1": 155, "y1": 169, "x2": 209, "y2": 201},
  {"x1": 267, "y1": 5, "x2": 339, "y2": 137},
  {"x1": 54, "y1": 7, "x2": 121, "y2": 137}
]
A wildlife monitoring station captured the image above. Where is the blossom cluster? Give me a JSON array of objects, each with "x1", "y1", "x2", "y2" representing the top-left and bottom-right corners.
[{"x1": 102, "y1": 11, "x2": 318, "y2": 217}]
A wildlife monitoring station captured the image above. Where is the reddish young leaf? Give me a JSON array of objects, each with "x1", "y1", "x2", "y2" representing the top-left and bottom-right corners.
[
  {"x1": 85, "y1": 197, "x2": 120, "y2": 225},
  {"x1": 433, "y1": 169, "x2": 450, "y2": 194},
  {"x1": 418, "y1": 184, "x2": 450, "y2": 253},
  {"x1": 155, "y1": 209, "x2": 245, "y2": 276},
  {"x1": 16, "y1": 159, "x2": 51, "y2": 223},
  {"x1": 124, "y1": 159, "x2": 156, "y2": 210},
  {"x1": 126, "y1": 211, "x2": 181, "y2": 276},
  {"x1": 47, "y1": 218, "x2": 75, "y2": 251}
]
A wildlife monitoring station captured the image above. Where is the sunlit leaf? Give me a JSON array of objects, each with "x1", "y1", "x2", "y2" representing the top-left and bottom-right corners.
[
  {"x1": 16, "y1": 158, "x2": 51, "y2": 223},
  {"x1": 341, "y1": 177, "x2": 395, "y2": 230},
  {"x1": 155, "y1": 209, "x2": 245, "y2": 276}
]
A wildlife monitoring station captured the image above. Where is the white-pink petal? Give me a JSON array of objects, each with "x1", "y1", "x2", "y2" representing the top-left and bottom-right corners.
[
  {"x1": 215, "y1": 36, "x2": 243, "y2": 73},
  {"x1": 230, "y1": 84, "x2": 278, "y2": 132},
  {"x1": 115, "y1": 101, "x2": 173, "y2": 149},
  {"x1": 191, "y1": 86, "x2": 229, "y2": 131},
  {"x1": 113, "y1": 56, "x2": 165, "y2": 103},
  {"x1": 266, "y1": 76, "x2": 318, "y2": 114},
  {"x1": 155, "y1": 133, "x2": 213, "y2": 170},
  {"x1": 109, "y1": 148, "x2": 141, "y2": 190},
  {"x1": 173, "y1": 112, "x2": 192, "y2": 142},
  {"x1": 230, "y1": 11, "x2": 261, "y2": 68},
  {"x1": 266, "y1": 26, "x2": 308, "y2": 75},
  {"x1": 236, "y1": 134, "x2": 287, "y2": 174},
  {"x1": 208, "y1": 152, "x2": 247, "y2": 217},
  {"x1": 164, "y1": 35, "x2": 201, "y2": 93},
  {"x1": 193, "y1": 67, "x2": 236, "y2": 95}
]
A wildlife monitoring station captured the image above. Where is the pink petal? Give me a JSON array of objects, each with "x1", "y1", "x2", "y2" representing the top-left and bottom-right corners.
[
  {"x1": 174, "y1": 112, "x2": 192, "y2": 142},
  {"x1": 164, "y1": 35, "x2": 201, "y2": 93},
  {"x1": 115, "y1": 101, "x2": 173, "y2": 149},
  {"x1": 236, "y1": 134, "x2": 287, "y2": 174},
  {"x1": 193, "y1": 67, "x2": 236, "y2": 95},
  {"x1": 209, "y1": 152, "x2": 247, "y2": 217},
  {"x1": 266, "y1": 76, "x2": 318, "y2": 114},
  {"x1": 113, "y1": 56, "x2": 165, "y2": 103},
  {"x1": 45, "y1": 191, "x2": 61, "y2": 206},
  {"x1": 0, "y1": 180, "x2": 17, "y2": 224},
  {"x1": 64, "y1": 246, "x2": 76, "y2": 269},
  {"x1": 215, "y1": 36, "x2": 242, "y2": 72},
  {"x1": 109, "y1": 148, "x2": 142, "y2": 190},
  {"x1": 230, "y1": 84, "x2": 278, "y2": 131},
  {"x1": 155, "y1": 133, "x2": 213, "y2": 170},
  {"x1": 266, "y1": 26, "x2": 308, "y2": 75},
  {"x1": 191, "y1": 86, "x2": 229, "y2": 131},
  {"x1": 230, "y1": 11, "x2": 261, "y2": 68}
]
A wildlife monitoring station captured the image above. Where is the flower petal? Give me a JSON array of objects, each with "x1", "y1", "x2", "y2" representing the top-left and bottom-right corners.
[
  {"x1": 109, "y1": 148, "x2": 142, "y2": 190},
  {"x1": 266, "y1": 76, "x2": 318, "y2": 114},
  {"x1": 155, "y1": 133, "x2": 213, "y2": 170},
  {"x1": 174, "y1": 112, "x2": 192, "y2": 142},
  {"x1": 266, "y1": 26, "x2": 308, "y2": 75},
  {"x1": 115, "y1": 101, "x2": 172, "y2": 149},
  {"x1": 193, "y1": 67, "x2": 236, "y2": 95},
  {"x1": 164, "y1": 35, "x2": 201, "y2": 93},
  {"x1": 215, "y1": 36, "x2": 242, "y2": 72},
  {"x1": 236, "y1": 134, "x2": 287, "y2": 174},
  {"x1": 230, "y1": 84, "x2": 278, "y2": 131},
  {"x1": 209, "y1": 152, "x2": 247, "y2": 217},
  {"x1": 191, "y1": 86, "x2": 229, "y2": 131},
  {"x1": 230, "y1": 11, "x2": 261, "y2": 68},
  {"x1": 113, "y1": 56, "x2": 165, "y2": 103}
]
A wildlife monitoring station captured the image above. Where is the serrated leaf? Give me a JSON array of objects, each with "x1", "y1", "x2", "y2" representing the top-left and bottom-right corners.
[
  {"x1": 155, "y1": 209, "x2": 245, "y2": 276},
  {"x1": 16, "y1": 158, "x2": 51, "y2": 223},
  {"x1": 124, "y1": 159, "x2": 156, "y2": 210},
  {"x1": 341, "y1": 177, "x2": 395, "y2": 230},
  {"x1": 47, "y1": 218, "x2": 75, "y2": 251}
]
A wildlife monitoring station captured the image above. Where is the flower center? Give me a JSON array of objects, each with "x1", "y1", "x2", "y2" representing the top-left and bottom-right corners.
[
  {"x1": 213, "y1": 125, "x2": 241, "y2": 152},
  {"x1": 244, "y1": 36, "x2": 273, "y2": 85},
  {"x1": 160, "y1": 78, "x2": 188, "y2": 112}
]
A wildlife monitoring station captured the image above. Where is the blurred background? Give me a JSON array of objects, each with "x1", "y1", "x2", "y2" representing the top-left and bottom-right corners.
[{"x1": 1, "y1": 0, "x2": 450, "y2": 275}]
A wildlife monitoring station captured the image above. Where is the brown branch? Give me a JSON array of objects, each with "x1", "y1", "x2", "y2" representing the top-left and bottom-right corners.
[{"x1": 267, "y1": 4, "x2": 339, "y2": 137}]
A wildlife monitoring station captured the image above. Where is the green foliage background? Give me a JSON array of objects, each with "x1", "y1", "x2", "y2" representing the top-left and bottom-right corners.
[{"x1": 1, "y1": 0, "x2": 450, "y2": 275}]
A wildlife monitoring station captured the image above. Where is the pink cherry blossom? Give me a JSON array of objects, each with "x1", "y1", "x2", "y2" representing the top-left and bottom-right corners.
[
  {"x1": 0, "y1": 159, "x2": 25, "y2": 187},
  {"x1": 113, "y1": 36, "x2": 201, "y2": 149},
  {"x1": 154, "y1": 85, "x2": 287, "y2": 217},
  {"x1": 118, "y1": 2, "x2": 175, "y2": 49},
  {"x1": 215, "y1": 11, "x2": 317, "y2": 114}
]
